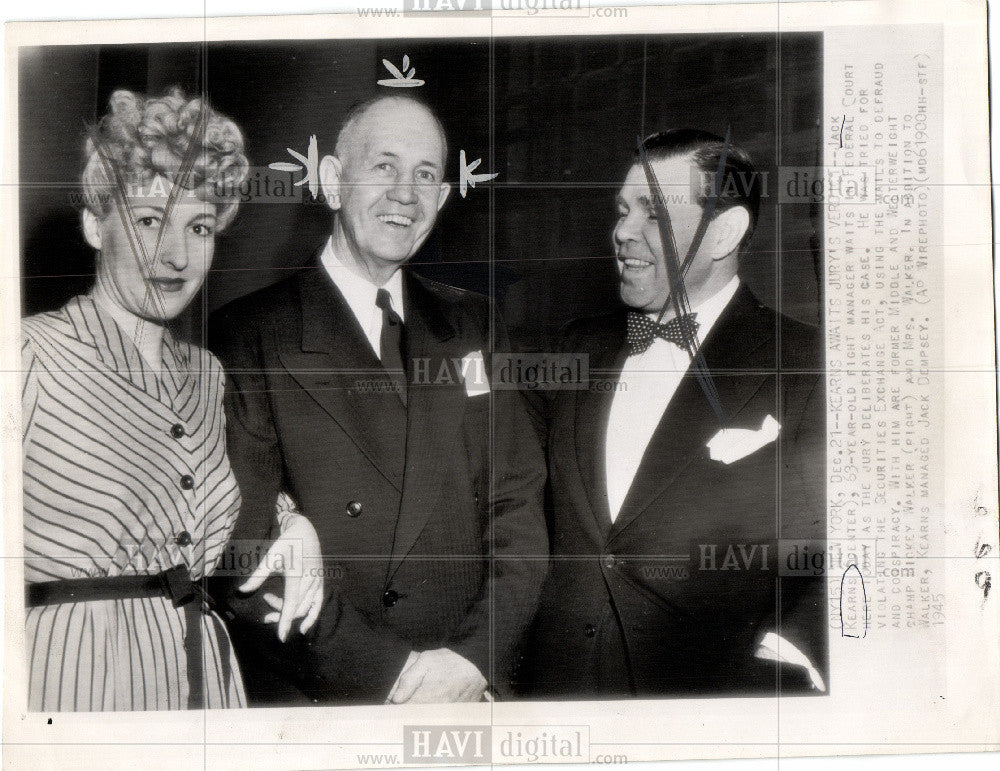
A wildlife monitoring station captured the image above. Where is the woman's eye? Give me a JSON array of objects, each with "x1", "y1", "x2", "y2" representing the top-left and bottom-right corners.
[
  {"x1": 136, "y1": 216, "x2": 159, "y2": 228},
  {"x1": 191, "y1": 224, "x2": 214, "y2": 237}
]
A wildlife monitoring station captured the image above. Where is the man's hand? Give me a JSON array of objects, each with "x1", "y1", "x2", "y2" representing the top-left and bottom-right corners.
[
  {"x1": 238, "y1": 513, "x2": 324, "y2": 641},
  {"x1": 386, "y1": 649, "x2": 487, "y2": 703}
]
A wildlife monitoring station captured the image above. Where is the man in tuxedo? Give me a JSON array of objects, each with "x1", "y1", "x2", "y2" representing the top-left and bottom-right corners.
[
  {"x1": 521, "y1": 129, "x2": 827, "y2": 698},
  {"x1": 209, "y1": 94, "x2": 547, "y2": 704}
]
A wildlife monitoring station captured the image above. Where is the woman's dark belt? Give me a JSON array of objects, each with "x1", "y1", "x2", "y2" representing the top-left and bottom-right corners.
[
  {"x1": 26, "y1": 566, "x2": 214, "y2": 608},
  {"x1": 25, "y1": 566, "x2": 228, "y2": 709}
]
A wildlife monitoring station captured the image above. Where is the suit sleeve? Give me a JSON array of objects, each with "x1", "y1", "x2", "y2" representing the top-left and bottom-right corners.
[
  {"x1": 207, "y1": 305, "x2": 285, "y2": 613},
  {"x1": 208, "y1": 306, "x2": 282, "y2": 544},
  {"x1": 447, "y1": 305, "x2": 550, "y2": 697},
  {"x1": 516, "y1": 319, "x2": 580, "y2": 451}
]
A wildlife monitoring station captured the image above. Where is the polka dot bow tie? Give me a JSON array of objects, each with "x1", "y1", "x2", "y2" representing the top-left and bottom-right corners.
[{"x1": 626, "y1": 311, "x2": 700, "y2": 356}]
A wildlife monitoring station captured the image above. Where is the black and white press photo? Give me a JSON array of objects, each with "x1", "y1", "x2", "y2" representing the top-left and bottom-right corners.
[
  {"x1": 14, "y1": 29, "x2": 827, "y2": 709},
  {"x1": 2, "y1": 2, "x2": 996, "y2": 769}
]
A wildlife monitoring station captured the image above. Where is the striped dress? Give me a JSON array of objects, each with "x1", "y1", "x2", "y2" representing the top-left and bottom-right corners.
[{"x1": 21, "y1": 295, "x2": 246, "y2": 711}]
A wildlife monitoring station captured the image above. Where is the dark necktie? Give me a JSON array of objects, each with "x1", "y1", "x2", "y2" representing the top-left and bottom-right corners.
[
  {"x1": 376, "y1": 288, "x2": 407, "y2": 406},
  {"x1": 626, "y1": 310, "x2": 700, "y2": 356}
]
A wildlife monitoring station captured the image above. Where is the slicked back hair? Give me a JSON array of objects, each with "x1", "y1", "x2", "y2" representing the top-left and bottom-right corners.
[{"x1": 637, "y1": 128, "x2": 762, "y2": 255}]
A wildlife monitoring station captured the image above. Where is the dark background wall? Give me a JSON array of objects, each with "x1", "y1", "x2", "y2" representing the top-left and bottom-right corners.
[{"x1": 19, "y1": 34, "x2": 821, "y2": 349}]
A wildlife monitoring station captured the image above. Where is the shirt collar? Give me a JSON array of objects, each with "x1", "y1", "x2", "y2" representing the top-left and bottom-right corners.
[
  {"x1": 320, "y1": 236, "x2": 405, "y2": 321},
  {"x1": 647, "y1": 275, "x2": 741, "y2": 335},
  {"x1": 632, "y1": 275, "x2": 740, "y2": 357},
  {"x1": 689, "y1": 274, "x2": 741, "y2": 334},
  {"x1": 66, "y1": 294, "x2": 191, "y2": 397}
]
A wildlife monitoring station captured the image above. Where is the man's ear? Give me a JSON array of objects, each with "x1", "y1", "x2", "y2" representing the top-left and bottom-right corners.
[
  {"x1": 82, "y1": 209, "x2": 102, "y2": 251},
  {"x1": 319, "y1": 155, "x2": 343, "y2": 211},
  {"x1": 709, "y1": 205, "x2": 751, "y2": 261},
  {"x1": 436, "y1": 181, "x2": 451, "y2": 212}
]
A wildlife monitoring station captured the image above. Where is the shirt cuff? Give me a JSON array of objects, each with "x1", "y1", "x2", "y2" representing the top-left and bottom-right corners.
[{"x1": 754, "y1": 631, "x2": 826, "y2": 692}]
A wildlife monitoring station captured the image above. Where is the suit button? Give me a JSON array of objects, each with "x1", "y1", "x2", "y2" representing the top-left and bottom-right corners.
[
  {"x1": 346, "y1": 501, "x2": 363, "y2": 517},
  {"x1": 179, "y1": 474, "x2": 195, "y2": 490},
  {"x1": 602, "y1": 554, "x2": 616, "y2": 569},
  {"x1": 584, "y1": 624, "x2": 597, "y2": 638},
  {"x1": 382, "y1": 589, "x2": 399, "y2": 608},
  {"x1": 170, "y1": 423, "x2": 185, "y2": 439},
  {"x1": 175, "y1": 530, "x2": 193, "y2": 547}
]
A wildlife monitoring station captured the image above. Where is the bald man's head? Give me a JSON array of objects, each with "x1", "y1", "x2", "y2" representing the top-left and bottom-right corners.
[
  {"x1": 318, "y1": 94, "x2": 452, "y2": 284},
  {"x1": 334, "y1": 94, "x2": 448, "y2": 170}
]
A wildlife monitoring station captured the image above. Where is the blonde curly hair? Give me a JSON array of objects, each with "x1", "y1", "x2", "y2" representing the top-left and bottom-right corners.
[{"x1": 81, "y1": 88, "x2": 249, "y2": 230}]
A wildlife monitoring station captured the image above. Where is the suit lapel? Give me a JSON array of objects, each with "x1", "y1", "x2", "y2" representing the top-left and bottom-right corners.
[
  {"x1": 607, "y1": 286, "x2": 776, "y2": 542},
  {"x1": 279, "y1": 267, "x2": 407, "y2": 492},
  {"x1": 572, "y1": 313, "x2": 628, "y2": 538},
  {"x1": 388, "y1": 271, "x2": 469, "y2": 576}
]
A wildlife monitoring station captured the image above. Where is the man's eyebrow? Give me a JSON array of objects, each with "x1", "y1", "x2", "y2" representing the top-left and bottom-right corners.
[
  {"x1": 370, "y1": 150, "x2": 442, "y2": 171},
  {"x1": 131, "y1": 204, "x2": 166, "y2": 214}
]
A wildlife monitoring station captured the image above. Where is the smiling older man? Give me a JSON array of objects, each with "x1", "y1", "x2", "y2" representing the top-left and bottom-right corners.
[{"x1": 209, "y1": 94, "x2": 547, "y2": 705}]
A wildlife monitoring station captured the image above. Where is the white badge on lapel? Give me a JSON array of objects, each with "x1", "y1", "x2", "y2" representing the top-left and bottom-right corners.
[
  {"x1": 706, "y1": 414, "x2": 781, "y2": 464},
  {"x1": 460, "y1": 350, "x2": 490, "y2": 397}
]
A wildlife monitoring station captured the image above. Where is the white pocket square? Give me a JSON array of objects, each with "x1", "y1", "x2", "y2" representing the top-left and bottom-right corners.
[
  {"x1": 706, "y1": 414, "x2": 781, "y2": 464},
  {"x1": 460, "y1": 350, "x2": 490, "y2": 397}
]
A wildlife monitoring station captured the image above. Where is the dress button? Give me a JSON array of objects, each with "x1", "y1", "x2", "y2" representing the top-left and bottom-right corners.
[
  {"x1": 346, "y1": 501, "x2": 363, "y2": 517},
  {"x1": 175, "y1": 530, "x2": 193, "y2": 547},
  {"x1": 584, "y1": 624, "x2": 597, "y2": 638},
  {"x1": 382, "y1": 589, "x2": 399, "y2": 608},
  {"x1": 170, "y1": 423, "x2": 185, "y2": 439},
  {"x1": 179, "y1": 474, "x2": 195, "y2": 490},
  {"x1": 602, "y1": 554, "x2": 616, "y2": 569}
]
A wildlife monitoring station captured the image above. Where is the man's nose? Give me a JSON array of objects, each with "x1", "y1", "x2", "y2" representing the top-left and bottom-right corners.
[
  {"x1": 614, "y1": 215, "x2": 641, "y2": 246},
  {"x1": 386, "y1": 178, "x2": 418, "y2": 206}
]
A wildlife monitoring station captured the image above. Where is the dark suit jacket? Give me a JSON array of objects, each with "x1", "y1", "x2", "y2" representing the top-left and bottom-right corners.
[
  {"x1": 208, "y1": 263, "x2": 548, "y2": 704},
  {"x1": 520, "y1": 285, "x2": 827, "y2": 698}
]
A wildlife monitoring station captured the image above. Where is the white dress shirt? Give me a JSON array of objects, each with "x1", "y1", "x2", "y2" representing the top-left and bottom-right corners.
[
  {"x1": 320, "y1": 237, "x2": 405, "y2": 361},
  {"x1": 604, "y1": 276, "x2": 741, "y2": 521}
]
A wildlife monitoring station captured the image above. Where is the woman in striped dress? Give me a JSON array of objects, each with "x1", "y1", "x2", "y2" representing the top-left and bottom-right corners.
[{"x1": 21, "y1": 89, "x2": 322, "y2": 711}]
